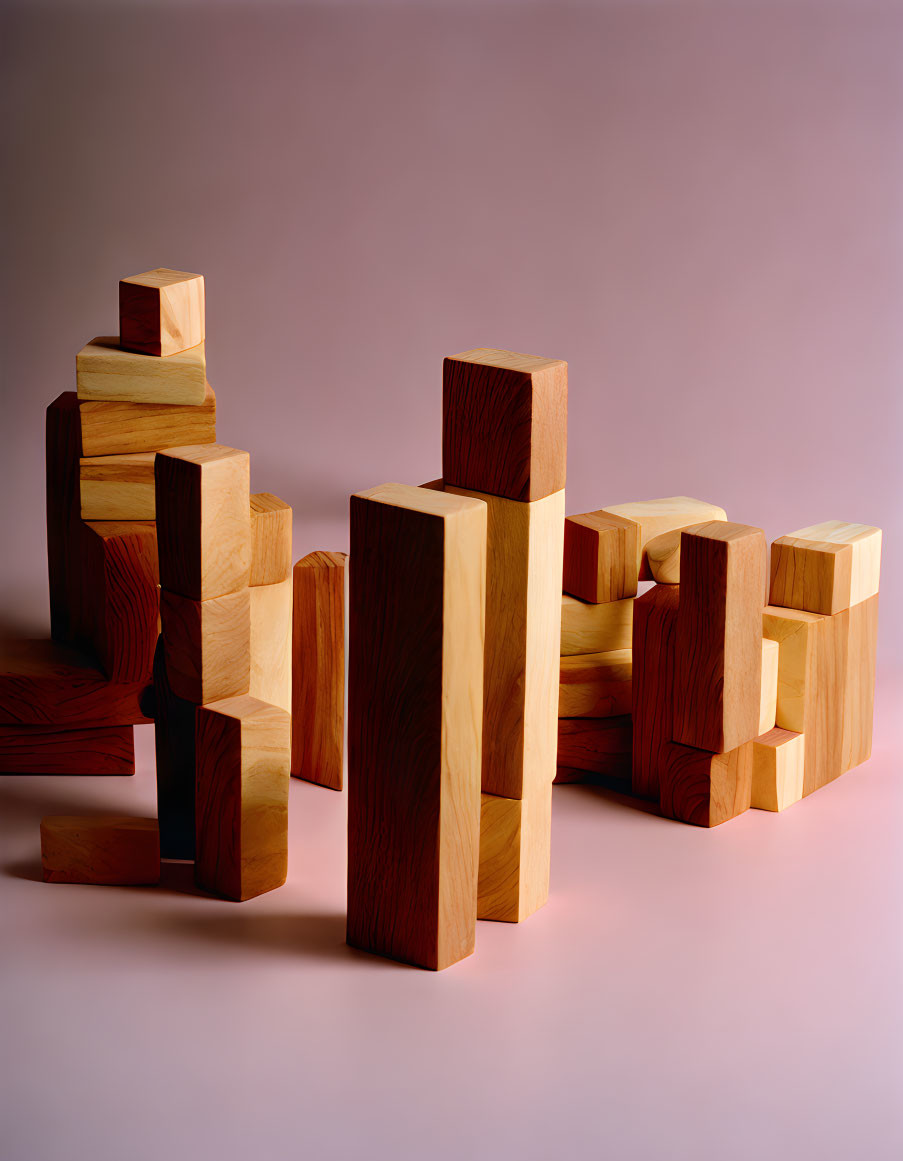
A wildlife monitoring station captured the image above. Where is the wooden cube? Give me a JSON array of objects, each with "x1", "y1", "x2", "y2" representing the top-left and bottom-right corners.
[
  {"x1": 120, "y1": 268, "x2": 205, "y2": 357},
  {"x1": 751, "y1": 728, "x2": 805, "y2": 812},
  {"x1": 770, "y1": 535, "x2": 853, "y2": 616},
  {"x1": 779, "y1": 521, "x2": 881, "y2": 611},
  {"x1": 602, "y1": 497, "x2": 727, "y2": 579},
  {"x1": 478, "y1": 788, "x2": 552, "y2": 923},
  {"x1": 76, "y1": 337, "x2": 207, "y2": 405},
  {"x1": 79, "y1": 451, "x2": 157, "y2": 520},
  {"x1": 41, "y1": 816, "x2": 159, "y2": 884},
  {"x1": 0, "y1": 724, "x2": 134, "y2": 776},
  {"x1": 556, "y1": 716, "x2": 631, "y2": 782},
  {"x1": 759, "y1": 637, "x2": 779, "y2": 735},
  {"x1": 560, "y1": 594, "x2": 633, "y2": 656},
  {"x1": 559, "y1": 650, "x2": 632, "y2": 718},
  {"x1": 631, "y1": 584, "x2": 680, "y2": 800},
  {"x1": 563, "y1": 511, "x2": 638, "y2": 603},
  {"x1": 659, "y1": 741, "x2": 753, "y2": 827},
  {"x1": 79, "y1": 381, "x2": 216, "y2": 457},
  {"x1": 159, "y1": 588, "x2": 250, "y2": 705},
  {"x1": 250, "y1": 579, "x2": 292, "y2": 715},
  {"x1": 250, "y1": 493, "x2": 293, "y2": 586}
]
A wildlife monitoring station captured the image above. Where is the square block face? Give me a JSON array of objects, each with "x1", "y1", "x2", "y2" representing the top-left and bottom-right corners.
[
  {"x1": 560, "y1": 595, "x2": 633, "y2": 656},
  {"x1": 40, "y1": 816, "x2": 159, "y2": 884},
  {"x1": 787, "y1": 521, "x2": 881, "y2": 607},
  {"x1": 250, "y1": 493, "x2": 293, "y2": 586},
  {"x1": 770, "y1": 536, "x2": 853, "y2": 615},
  {"x1": 443, "y1": 348, "x2": 567, "y2": 502},
  {"x1": 120, "y1": 268, "x2": 205, "y2": 357},
  {"x1": 602, "y1": 496, "x2": 727, "y2": 576},
  {"x1": 76, "y1": 337, "x2": 207, "y2": 405},
  {"x1": 563, "y1": 511, "x2": 638, "y2": 603},
  {"x1": 80, "y1": 452, "x2": 157, "y2": 520},
  {"x1": 160, "y1": 588, "x2": 251, "y2": 705},
  {"x1": 751, "y1": 727, "x2": 805, "y2": 812}
]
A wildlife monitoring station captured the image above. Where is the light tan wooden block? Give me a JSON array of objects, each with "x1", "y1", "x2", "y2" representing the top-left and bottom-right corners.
[
  {"x1": 759, "y1": 637, "x2": 779, "y2": 735},
  {"x1": 602, "y1": 496, "x2": 727, "y2": 579},
  {"x1": 644, "y1": 528, "x2": 682, "y2": 584},
  {"x1": 120, "y1": 268, "x2": 205, "y2": 357},
  {"x1": 249, "y1": 579, "x2": 292, "y2": 715},
  {"x1": 41, "y1": 816, "x2": 159, "y2": 884},
  {"x1": 762, "y1": 606, "x2": 821, "y2": 735},
  {"x1": 559, "y1": 650, "x2": 632, "y2": 718},
  {"x1": 751, "y1": 727, "x2": 805, "y2": 812},
  {"x1": 770, "y1": 533, "x2": 853, "y2": 616},
  {"x1": 560, "y1": 594, "x2": 633, "y2": 656},
  {"x1": 841, "y1": 593, "x2": 879, "y2": 772},
  {"x1": 79, "y1": 381, "x2": 216, "y2": 457},
  {"x1": 155, "y1": 444, "x2": 251, "y2": 600},
  {"x1": 76, "y1": 337, "x2": 207, "y2": 405},
  {"x1": 195, "y1": 695, "x2": 290, "y2": 902},
  {"x1": 563, "y1": 510, "x2": 638, "y2": 603},
  {"x1": 159, "y1": 588, "x2": 250, "y2": 705},
  {"x1": 478, "y1": 787, "x2": 552, "y2": 923},
  {"x1": 250, "y1": 493, "x2": 293, "y2": 586},
  {"x1": 787, "y1": 521, "x2": 881, "y2": 608},
  {"x1": 79, "y1": 451, "x2": 157, "y2": 520}
]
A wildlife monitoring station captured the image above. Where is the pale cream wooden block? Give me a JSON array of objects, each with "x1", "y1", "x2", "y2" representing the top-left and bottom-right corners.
[
  {"x1": 787, "y1": 521, "x2": 881, "y2": 608},
  {"x1": 762, "y1": 606, "x2": 821, "y2": 734},
  {"x1": 76, "y1": 337, "x2": 207, "y2": 405},
  {"x1": 477, "y1": 787, "x2": 552, "y2": 923},
  {"x1": 79, "y1": 451, "x2": 157, "y2": 520},
  {"x1": 602, "y1": 496, "x2": 727, "y2": 578},
  {"x1": 759, "y1": 637, "x2": 779, "y2": 735},
  {"x1": 644, "y1": 528, "x2": 682, "y2": 583},
  {"x1": 559, "y1": 650, "x2": 632, "y2": 718},
  {"x1": 560, "y1": 594, "x2": 633, "y2": 656},
  {"x1": 751, "y1": 727, "x2": 805, "y2": 811},
  {"x1": 249, "y1": 578, "x2": 292, "y2": 714}
]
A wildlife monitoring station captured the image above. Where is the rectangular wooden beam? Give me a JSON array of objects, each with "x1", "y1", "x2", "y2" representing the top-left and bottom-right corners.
[
  {"x1": 631, "y1": 583, "x2": 680, "y2": 801},
  {"x1": 478, "y1": 788, "x2": 552, "y2": 922},
  {"x1": 76, "y1": 337, "x2": 206, "y2": 405},
  {"x1": 0, "y1": 724, "x2": 134, "y2": 776},
  {"x1": 79, "y1": 381, "x2": 216, "y2": 457}
]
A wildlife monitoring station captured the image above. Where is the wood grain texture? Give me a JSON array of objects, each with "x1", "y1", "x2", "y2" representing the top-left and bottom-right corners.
[
  {"x1": 631, "y1": 584, "x2": 680, "y2": 800},
  {"x1": 644, "y1": 528, "x2": 682, "y2": 584},
  {"x1": 250, "y1": 493, "x2": 293, "y2": 586},
  {"x1": 558, "y1": 650, "x2": 632, "y2": 718},
  {"x1": 76, "y1": 337, "x2": 207, "y2": 404},
  {"x1": 759, "y1": 637, "x2": 779, "y2": 735},
  {"x1": 119, "y1": 268, "x2": 205, "y2": 357},
  {"x1": 195, "y1": 695, "x2": 291, "y2": 902},
  {"x1": 291, "y1": 551, "x2": 346, "y2": 790},
  {"x1": 762, "y1": 606, "x2": 821, "y2": 735},
  {"x1": 79, "y1": 381, "x2": 216, "y2": 457},
  {"x1": 160, "y1": 588, "x2": 250, "y2": 705},
  {"x1": 751, "y1": 727, "x2": 805, "y2": 812},
  {"x1": 477, "y1": 787, "x2": 552, "y2": 923},
  {"x1": 784, "y1": 521, "x2": 881, "y2": 608},
  {"x1": 0, "y1": 724, "x2": 134, "y2": 775},
  {"x1": 602, "y1": 497, "x2": 727, "y2": 579},
  {"x1": 347, "y1": 483, "x2": 485, "y2": 971},
  {"x1": 560, "y1": 594, "x2": 633, "y2": 656},
  {"x1": 155, "y1": 444, "x2": 251, "y2": 600},
  {"x1": 563, "y1": 510, "x2": 638, "y2": 603},
  {"x1": 46, "y1": 393, "x2": 82, "y2": 642},
  {"x1": 79, "y1": 451, "x2": 157, "y2": 519},
  {"x1": 770, "y1": 534, "x2": 853, "y2": 616},
  {"x1": 41, "y1": 816, "x2": 159, "y2": 884},
  {"x1": 250, "y1": 579, "x2": 292, "y2": 714},
  {"x1": 673, "y1": 522, "x2": 767, "y2": 753},
  {"x1": 659, "y1": 741, "x2": 753, "y2": 827},
  {"x1": 555, "y1": 715, "x2": 631, "y2": 782},
  {"x1": 152, "y1": 637, "x2": 196, "y2": 860},
  {"x1": 841, "y1": 593, "x2": 878, "y2": 773},
  {"x1": 442, "y1": 348, "x2": 567, "y2": 503}
]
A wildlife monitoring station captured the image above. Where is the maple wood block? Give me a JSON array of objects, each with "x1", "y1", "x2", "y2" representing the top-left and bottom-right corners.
[
  {"x1": 160, "y1": 588, "x2": 250, "y2": 705},
  {"x1": 445, "y1": 483, "x2": 564, "y2": 799},
  {"x1": 555, "y1": 716, "x2": 631, "y2": 782},
  {"x1": 250, "y1": 493, "x2": 293, "y2": 586},
  {"x1": 659, "y1": 741, "x2": 753, "y2": 827},
  {"x1": 79, "y1": 381, "x2": 216, "y2": 457},
  {"x1": 563, "y1": 511, "x2": 638, "y2": 603},
  {"x1": 0, "y1": 724, "x2": 134, "y2": 775},
  {"x1": 762, "y1": 606, "x2": 821, "y2": 735},
  {"x1": 80, "y1": 451, "x2": 157, "y2": 520},
  {"x1": 673, "y1": 522, "x2": 767, "y2": 753},
  {"x1": 559, "y1": 650, "x2": 632, "y2": 718},
  {"x1": 152, "y1": 638, "x2": 196, "y2": 859},
  {"x1": 76, "y1": 337, "x2": 207, "y2": 405},
  {"x1": 602, "y1": 497, "x2": 727, "y2": 579},
  {"x1": 41, "y1": 816, "x2": 159, "y2": 884},
  {"x1": 250, "y1": 579, "x2": 292, "y2": 714},
  {"x1": 644, "y1": 528, "x2": 682, "y2": 584},
  {"x1": 348, "y1": 483, "x2": 485, "y2": 971},
  {"x1": 782, "y1": 521, "x2": 881, "y2": 610},
  {"x1": 841, "y1": 593, "x2": 878, "y2": 773},
  {"x1": 478, "y1": 787, "x2": 552, "y2": 923},
  {"x1": 631, "y1": 584, "x2": 680, "y2": 800},
  {"x1": 195, "y1": 695, "x2": 291, "y2": 902},
  {"x1": 442, "y1": 348, "x2": 567, "y2": 503},
  {"x1": 770, "y1": 535, "x2": 854, "y2": 616},
  {"x1": 46, "y1": 393, "x2": 82, "y2": 641},
  {"x1": 759, "y1": 637, "x2": 779, "y2": 735},
  {"x1": 751, "y1": 727, "x2": 805, "y2": 812},
  {"x1": 120, "y1": 268, "x2": 205, "y2": 357},
  {"x1": 291, "y1": 551, "x2": 346, "y2": 790},
  {"x1": 155, "y1": 444, "x2": 251, "y2": 600},
  {"x1": 560, "y1": 594, "x2": 633, "y2": 656}
]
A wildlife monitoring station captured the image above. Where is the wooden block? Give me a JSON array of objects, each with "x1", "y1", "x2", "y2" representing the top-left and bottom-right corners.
[
  {"x1": 751, "y1": 727, "x2": 805, "y2": 812},
  {"x1": 152, "y1": 637, "x2": 196, "y2": 859},
  {"x1": 76, "y1": 337, "x2": 207, "y2": 405},
  {"x1": 0, "y1": 724, "x2": 134, "y2": 775},
  {"x1": 673, "y1": 522, "x2": 767, "y2": 753},
  {"x1": 783, "y1": 521, "x2": 881, "y2": 608},
  {"x1": 478, "y1": 787, "x2": 552, "y2": 923},
  {"x1": 631, "y1": 584, "x2": 680, "y2": 800},
  {"x1": 250, "y1": 493, "x2": 293, "y2": 586},
  {"x1": 770, "y1": 534, "x2": 853, "y2": 616},
  {"x1": 659, "y1": 741, "x2": 753, "y2": 827},
  {"x1": 445, "y1": 483, "x2": 564, "y2": 799},
  {"x1": 561, "y1": 594, "x2": 633, "y2": 656},
  {"x1": 46, "y1": 393, "x2": 83, "y2": 641},
  {"x1": 443, "y1": 348, "x2": 567, "y2": 502},
  {"x1": 155, "y1": 444, "x2": 251, "y2": 600},
  {"x1": 347, "y1": 483, "x2": 485, "y2": 970},
  {"x1": 559, "y1": 650, "x2": 632, "y2": 718},
  {"x1": 762, "y1": 605, "x2": 821, "y2": 734},
  {"x1": 80, "y1": 451, "x2": 157, "y2": 520},
  {"x1": 759, "y1": 637, "x2": 779, "y2": 735},
  {"x1": 644, "y1": 528, "x2": 682, "y2": 584},
  {"x1": 291, "y1": 551, "x2": 346, "y2": 790},
  {"x1": 79, "y1": 381, "x2": 216, "y2": 457},
  {"x1": 41, "y1": 816, "x2": 159, "y2": 884},
  {"x1": 0, "y1": 638, "x2": 151, "y2": 728},
  {"x1": 120, "y1": 268, "x2": 205, "y2": 357},
  {"x1": 159, "y1": 588, "x2": 250, "y2": 705},
  {"x1": 556, "y1": 716, "x2": 631, "y2": 781},
  {"x1": 250, "y1": 579, "x2": 292, "y2": 715},
  {"x1": 841, "y1": 593, "x2": 878, "y2": 772},
  {"x1": 195, "y1": 695, "x2": 291, "y2": 902},
  {"x1": 563, "y1": 511, "x2": 639, "y2": 603},
  {"x1": 602, "y1": 497, "x2": 727, "y2": 579}
]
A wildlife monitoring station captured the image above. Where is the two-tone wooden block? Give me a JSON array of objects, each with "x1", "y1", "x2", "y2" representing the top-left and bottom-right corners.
[
  {"x1": 41, "y1": 816, "x2": 159, "y2": 884},
  {"x1": 159, "y1": 588, "x2": 250, "y2": 705},
  {"x1": 770, "y1": 521, "x2": 881, "y2": 616},
  {"x1": 79, "y1": 451, "x2": 157, "y2": 520},
  {"x1": 631, "y1": 583, "x2": 680, "y2": 801},
  {"x1": 79, "y1": 381, "x2": 216, "y2": 457},
  {"x1": 659, "y1": 740, "x2": 753, "y2": 827},
  {"x1": 602, "y1": 496, "x2": 727, "y2": 580},
  {"x1": 119, "y1": 268, "x2": 205, "y2": 357},
  {"x1": 555, "y1": 715, "x2": 632, "y2": 783},
  {"x1": 563, "y1": 511, "x2": 638, "y2": 603},
  {"x1": 560, "y1": 595, "x2": 633, "y2": 656},
  {"x1": 76, "y1": 337, "x2": 207, "y2": 405},
  {"x1": 751, "y1": 728, "x2": 805, "y2": 812},
  {"x1": 0, "y1": 724, "x2": 134, "y2": 776},
  {"x1": 559, "y1": 650, "x2": 632, "y2": 718},
  {"x1": 478, "y1": 787, "x2": 552, "y2": 922},
  {"x1": 250, "y1": 493, "x2": 293, "y2": 586},
  {"x1": 250, "y1": 578, "x2": 292, "y2": 715}
]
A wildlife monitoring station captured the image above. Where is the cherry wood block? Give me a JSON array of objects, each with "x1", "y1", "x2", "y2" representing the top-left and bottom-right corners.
[
  {"x1": 41, "y1": 816, "x2": 159, "y2": 884},
  {"x1": 348, "y1": 483, "x2": 485, "y2": 971},
  {"x1": 120, "y1": 268, "x2": 205, "y2": 357},
  {"x1": 76, "y1": 337, "x2": 207, "y2": 405},
  {"x1": 560, "y1": 594, "x2": 633, "y2": 656},
  {"x1": 155, "y1": 444, "x2": 251, "y2": 600},
  {"x1": 770, "y1": 534, "x2": 854, "y2": 616},
  {"x1": 79, "y1": 381, "x2": 216, "y2": 457},
  {"x1": 46, "y1": 393, "x2": 82, "y2": 642},
  {"x1": 673, "y1": 522, "x2": 767, "y2": 753},
  {"x1": 841, "y1": 593, "x2": 878, "y2": 773},
  {"x1": 659, "y1": 741, "x2": 753, "y2": 827},
  {"x1": 778, "y1": 521, "x2": 881, "y2": 611},
  {"x1": 559, "y1": 650, "x2": 632, "y2": 718},
  {"x1": 291, "y1": 551, "x2": 346, "y2": 790},
  {"x1": 759, "y1": 637, "x2": 779, "y2": 736},
  {"x1": 563, "y1": 510, "x2": 639, "y2": 603},
  {"x1": 0, "y1": 724, "x2": 134, "y2": 775},
  {"x1": 152, "y1": 638, "x2": 196, "y2": 860},
  {"x1": 160, "y1": 588, "x2": 250, "y2": 705},
  {"x1": 250, "y1": 493, "x2": 293, "y2": 586},
  {"x1": 442, "y1": 348, "x2": 567, "y2": 503},
  {"x1": 79, "y1": 451, "x2": 157, "y2": 520},
  {"x1": 751, "y1": 727, "x2": 805, "y2": 812},
  {"x1": 555, "y1": 716, "x2": 631, "y2": 782},
  {"x1": 602, "y1": 497, "x2": 727, "y2": 579},
  {"x1": 478, "y1": 787, "x2": 552, "y2": 923},
  {"x1": 631, "y1": 584, "x2": 680, "y2": 800},
  {"x1": 250, "y1": 579, "x2": 292, "y2": 715}
]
